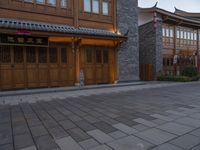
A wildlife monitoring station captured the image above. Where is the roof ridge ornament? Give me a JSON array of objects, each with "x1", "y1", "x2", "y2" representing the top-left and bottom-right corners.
[{"x1": 153, "y1": 2, "x2": 158, "y2": 8}]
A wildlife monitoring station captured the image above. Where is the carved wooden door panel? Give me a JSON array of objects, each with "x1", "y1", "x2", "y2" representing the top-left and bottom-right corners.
[
  {"x1": 0, "y1": 46, "x2": 12, "y2": 90},
  {"x1": 83, "y1": 47, "x2": 95, "y2": 85},
  {"x1": 38, "y1": 47, "x2": 49, "y2": 87},
  {"x1": 60, "y1": 47, "x2": 68, "y2": 86},
  {"x1": 49, "y1": 47, "x2": 59, "y2": 87},
  {"x1": 95, "y1": 48, "x2": 103, "y2": 84},
  {"x1": 60, "y1": 46, "x2": 75, "y2": 86},
  {"x1": 13, "y1": 46, "x2": 25, "y2": 89},
  {"x1": 95, "y1": 48, "x2": 109, "y2": 84},
  {"x1": 26, "y1": 47, "x2": 38, "y2": 88},
  {"x1": 102, "y1": 49, "x2": 109, "y2": 83}
]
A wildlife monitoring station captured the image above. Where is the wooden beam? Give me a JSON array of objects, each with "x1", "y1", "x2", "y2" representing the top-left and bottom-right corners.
[
  {"x1": 81, "y1": 38, "x2": 119, "y2": 46},
  {"x1": 49, "y1": 37, "x2": 73, "y2": 43}
]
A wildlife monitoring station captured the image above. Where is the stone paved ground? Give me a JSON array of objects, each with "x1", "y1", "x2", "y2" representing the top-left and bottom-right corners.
[{"x1": 1, "y1": 82, "x2": 200, "y2": 150}]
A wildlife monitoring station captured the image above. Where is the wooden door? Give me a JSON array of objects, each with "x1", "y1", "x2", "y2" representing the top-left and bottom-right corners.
[
  {"x1": 102, "y1": 49, "x2": 109, "y2": 83},
  {"x1": 95, "y1": 48, "x2": 109, "y2": 84},
  {"x1": 26, "y1": 47, "x2": 38, "y2": 88},
  {"x1": 83, "y1": 48, "x2": 95, "y2": 85},
  {"x1": 60, "y1": 47, "x2": 68, "y2": 86},
  {"x1": 0, "y1": 46, "x2": 12, "y2": 90},
  {"x1": 13, "y1": 46, "x2": 25, "y2": 89},
  {"x1": 67, "y1": 47, "x2": 75, "y2": 85},
  {"x1": 38, "y1": 47, "x2": 49, "y2": 87},
  {"x1": 49, "y1": 47, "x2": 59, "y2": 87},
  {"x1": 95, "y1": 48, "x2": 103, "y2": 84}
]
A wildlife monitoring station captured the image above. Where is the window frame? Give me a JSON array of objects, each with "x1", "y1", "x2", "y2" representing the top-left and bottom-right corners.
[
  {"x1": 84, "y1": 0, "x2": 92, "y2": 13},
  {"x1": 36, "y1": 0, "x2": 45, "y2": 4},
  {"x1": 47, "y1": 0, "x2": 56, "y2": 7},
  {"x1": 92, "y1": 0, "x2": 100, "y2": 14},
  {"x1": 102, "y1": 0, "x2": 109, "y2": 16},
  {"x1": 60, "y1": 0, "x2": 67, "y2": 8}
]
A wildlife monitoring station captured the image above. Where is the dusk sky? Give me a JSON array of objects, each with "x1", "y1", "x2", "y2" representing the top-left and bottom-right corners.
[{"x1": 138, "y1": 0, "x2": 200, "y2": 12}]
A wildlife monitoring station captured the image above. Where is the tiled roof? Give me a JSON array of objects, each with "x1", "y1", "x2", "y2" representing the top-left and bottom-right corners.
[{"x1": 0, "y1": 18, "x2": 124, "y2": 38}]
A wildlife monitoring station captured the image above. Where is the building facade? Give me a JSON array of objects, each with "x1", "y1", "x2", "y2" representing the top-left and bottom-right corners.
[
  {"x1": 0, "y1": 0, "x2": 139, "y2": 90},
  {"x1": 139, "y1": 5, "x2": 200, "y2": 80}
]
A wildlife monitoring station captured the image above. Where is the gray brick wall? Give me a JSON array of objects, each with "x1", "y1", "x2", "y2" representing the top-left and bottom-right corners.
[
  {"x1": 116, "y1": 0, "x2": 139, "y2": 82},
  {"x1": 139, "y1": 21, "x2": 163, "y2": 78}
]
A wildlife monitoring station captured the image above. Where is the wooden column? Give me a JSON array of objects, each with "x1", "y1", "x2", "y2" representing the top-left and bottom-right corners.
[
  {"x1": 73, "y1": 0, "x2": 79, "y2": 28},
  {"x1": 173, "y1": 26, "x2": 177, "y2": 55},
  {"x1": 197, "y1": 29, "x2": 200, "y2": 72},
  {"x1": 114, "y1": 42, "x2": 120, "y2": 83},
  {"x1": 74, "y1": 39, "x2": 81, "y2": 86}
]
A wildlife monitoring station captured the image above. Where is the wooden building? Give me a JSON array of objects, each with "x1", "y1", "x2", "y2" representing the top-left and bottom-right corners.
[
  {"x1": 139, "y1": 4, "x2": 200, "y2": 80},
  {"x1": 0, "y1": 0, "x2": 127, "y2": 90}
]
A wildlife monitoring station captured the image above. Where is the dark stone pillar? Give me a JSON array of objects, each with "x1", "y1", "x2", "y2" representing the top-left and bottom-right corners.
[
  {"x1": 116, "y1": 0, "x2": 139, "y2": 82},
  {"x1": 139, "y1": 21, "x2": 163, "y2": 78}
]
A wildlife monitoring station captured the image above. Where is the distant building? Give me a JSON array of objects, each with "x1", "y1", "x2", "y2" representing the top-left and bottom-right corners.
[{"x1": 138, "y1": 4, "x2": 200, "y2": 80}]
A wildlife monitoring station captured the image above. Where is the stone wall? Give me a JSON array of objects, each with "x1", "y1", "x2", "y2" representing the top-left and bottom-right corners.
[
  {"x1": 139, "y1": 21, "x2": 163, "y2": 78},
  {"x1": 116, "y1": 0, "x2": 139, "y2": 82}
]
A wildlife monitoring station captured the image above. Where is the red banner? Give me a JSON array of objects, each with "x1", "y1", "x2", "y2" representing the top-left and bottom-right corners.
[{"x1": 16, "y1": 29, "x2": 31, "y2": 35}]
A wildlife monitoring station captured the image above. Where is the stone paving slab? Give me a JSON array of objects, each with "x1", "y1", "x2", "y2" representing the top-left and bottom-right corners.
[
  {"x1": 150, "y1": 143, "x2": 183, "y2": 150},
  {"x1": 175, "y1": 117, "x2": 200, "y2": 128},
  {"x1": 79, "y1": 138, "x2": 100, "y2": 150},
  {"x1": 133, "y1": 118, "x2": 157, "y2": 127},
  {"x1": 14, "y1": 134, "x2": 34, "y2": 150},
  {"x1": 88, "y1": 145, "x2": 112, "y2": 150},
  {"x1": 134, "y1": 128, "x2": 177, "y2": 145},
  {"x1": 67, "y1": 128, "x2": 91, "y2": 142},
  {"x1": 170, "y1": 134, "x2": 200, "y2": 149},
  {"x1": 113, "y1": 123, "x2": 138, "y2": 135},
  {"x1": 166, "y1": 110, "x2": 187, "y2": 117},
  {"x1": 189, "y1": 113, "x2": 200, "y2": 120},
  {"x1": 132, "y1": 124, "x2": 149, "y2": 131},
  {"x1": 19, "y1": 146, "x2": 37, "y2": 150},
  {"x1": 191, "y1": 145, "x2": 200, "y2": 150},
  {"x1": 55, "y1": 136, "x2": 83, "y2": 150},
  {"x1": 35, "y1": 135, "x2": 59, "y2": 150},
  {"x1": 190, "y1": 128, "x2": 200, "y2": 137},
  {"x1": 0, "y1": 144, "x2": 14, "y2": 150},
  {"x1": 48, "y1": 126, "x2": 69, "y2": 140},
  {"x1": 87, "y1": 129, "x2": 114, "y2": 144},
  {"x1": 156, "y1": 122, "x2": 194, "y2": 136},
  {"x1": 150, "y1": 114, "x2": 173, "y2": 121},
  {"x1": 108, "y1": 131, "x2": 127, "y2": 139},
  {"x1": 107, "y1": 136, "x2": 154, "y2": 150}
]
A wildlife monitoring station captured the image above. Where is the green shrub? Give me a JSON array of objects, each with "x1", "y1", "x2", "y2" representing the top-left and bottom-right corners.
[{"x1": 181, "y1": 67, "x2": 198, "y2": 77}]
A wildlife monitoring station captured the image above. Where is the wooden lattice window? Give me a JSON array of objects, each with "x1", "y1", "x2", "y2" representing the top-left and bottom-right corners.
[
  {"x1": 26, "y1": 47, "x2": 36, "y2": 63},
  {"x1": 0, "y1": 46, "x2": 11, "y2": 63},
  {"x1": 14, "y1": 46, "x2": 24, "y2": 63},
  {"x1": 61, "y1": 48, "x2": 67, "y2": 63},
  {"x1": 39, "y1": 47, "x2": 47, "y2": 63},
  {"x1": 103, "y1": 49, "x2": 108, "y2": 63},
  {"x1": 86, "y1": 48, "x2": 93, "y2": 63},
  {"x1": 96, "y1": 49, "x2": 102, "y2": 63},
  {"x1": 49, "y1": 48, "x2": 57, "y2": 63}
]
